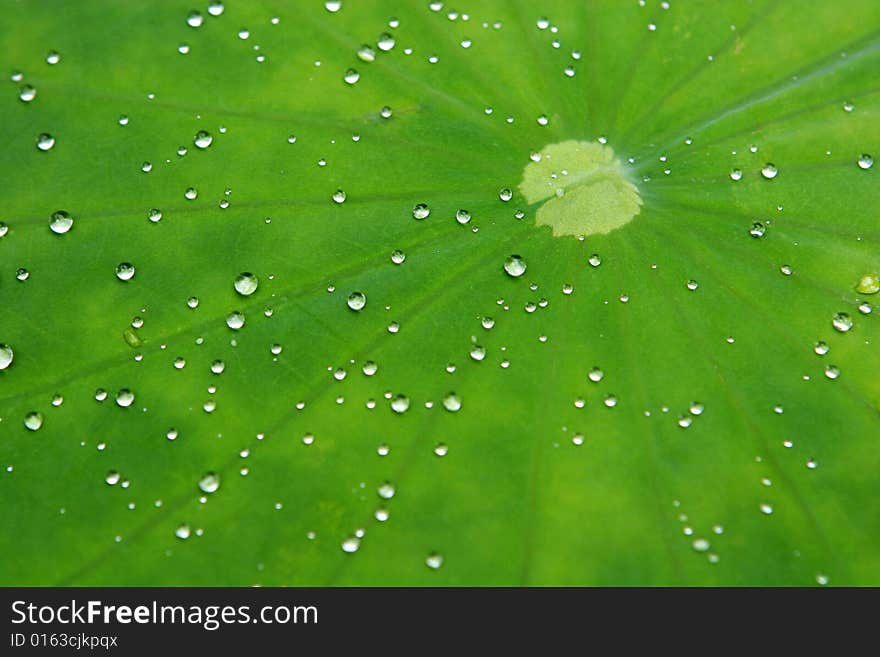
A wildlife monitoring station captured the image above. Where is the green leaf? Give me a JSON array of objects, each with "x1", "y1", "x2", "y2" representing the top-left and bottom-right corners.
[{"x1": 1, "y1": 0, "x2": 878, "y2": 586}]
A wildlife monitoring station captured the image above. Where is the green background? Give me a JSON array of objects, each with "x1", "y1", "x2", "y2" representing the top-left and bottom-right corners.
[{"x1": 0, "y1": 0, "x2": 878, "y2": 585}]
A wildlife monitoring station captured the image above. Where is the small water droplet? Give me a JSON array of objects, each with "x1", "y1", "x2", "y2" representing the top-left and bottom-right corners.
[
  {"x1": 115, "y1": 389, "x2": 135, "y2": 407},
  {"x1": 19, "y1": 85, "x2": 36, "y2": 102},
  {"x1": 46, "y1": 50, "x2": 61, "y2": 65},
  {"x1": 343, "y1": 68, "x2": 360, "y2": 84},
  {"x1": 692, "y1": 538, "x2": 710, "y2": 552},
  {"x1": 857, "y1": 154, "x2": 873, "y2": 170},
  {"x1": 175, "y1": 524, "x2": 191, "y2": 540},
  {"x1": 412, "y1": 203, "x2": 431, "y2": 220},
  {"x1": 0, "y1": 344, "x2": 13, "y2": 370},
  {"x1": 208, "y1": 2, "x2": 225, "y2": 17},
  {"x1": 332, "y1": 189, "x2": 347, "y2": 204},
  {"x1": 425, "y1": 553, "x2": 444, "y2": 569},
  {"x1": 115, "y1": 262, "x2": 135, "y2": 281},
  {"x1": 442, "y1": 392, "x2": 461, "y2": 412},
  {"x1": 391, "y1": 249, "x2": 406, "y2": 264},
  {"x1": 759, "y1": 503, "x2": 773, "y2": 515},
  {"x1": 588, "y1": 367, "x2": 604, "y2": 383},
  {"x1": 499, "y1": 188, "x2": 513, "y2": 202},
  {"x1": 749, "y1": 222, "x2": 766, "y2": 238},
  {"x1": 588, "y1": 254, "x2": 602, "y2": 267},
  {"x1": 36, "y1": 133, "x2": 55, "y2": 151},
  {"x1": 831, "y1": 312, "x2": 853, "y2": 332},
  {"x1": 760, "y1": 163, "x2": 778, "y2": 179},
  {"x1": 184, "y1": 187, "x2": 198, "y2": 200},
  {"x1": 194, "y1": 130, "x2": 213, "y2": 149},
  {"x1": 455, "y1": 209, "x2": 471, "y2": 224}
]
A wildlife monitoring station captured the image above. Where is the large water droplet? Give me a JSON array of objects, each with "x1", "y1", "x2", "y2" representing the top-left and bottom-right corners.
[
  {"x1": 857, "y1": 154, "x2": 873, "y2": 170},
  {"x1": 175, "y1": 524, "x2": 191, "y2": 539},
  {"x1": 115, "y1": 389, "x2": 135, "y2": 407},
  {"x1": 347, "y1": 291, "x2": 366, "y2": 311},
  {"x1": 49, "y1": 211, "x2": 73, "y2": 235},
  {"x1": 760, "y1": 163, "x2": 778, "y2": 179},
  {"x1": 377, "y1": 482, "x2": 396, "y2": 499},
  {"x1": 856, "y1": 274, "x2": 879, "y2": 294},
  {"x1": 412, "y1": 203, "x2": 430, "y2": 220},
  {"x1": 115, "y1": 263, "x2": 135, "y2": 281},
  {"x1": 831, "y1": 312, "x2": 853, "y2": 332},
  {"x1": 24, "y1": 411, "x2": 43, "y2": 431},
  {"x1": 442, "y1": 392, "x2": 462, "y2": 412},
  {"x1": 36, "y1": 134, "x2": 55, "y2": 152},
  {"x1": 19, "y1": 85, "x2": 36, "y2": 102},
  {"x1": 0, "y1": 344, "x2": 14, "y2": 370},
  {"x1": 186, "y1": 11, "x2": 204, "y2": 27},
  {"x1": 390, "y1": 394, "x2": 410, "y2": 413},
  {"x1": 194, "y1": 130, "x2": 213, "y2": 149},
  {"x1": 343, "y1": 69, "x2": 360, "y2": 84},
  {"x1": 234, "y1": 272, "x2": 258, "y2": 296},
  {"x1": 503, "y1": 255, "x2": 527, "y2": 277},
  {"x1": 341, "y1": 536, "x2": 360, "y2": 553}
]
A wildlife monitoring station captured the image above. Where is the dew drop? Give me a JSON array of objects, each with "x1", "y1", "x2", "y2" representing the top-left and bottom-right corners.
[
  {"x1": 760, "y1": 163, "x2": 778, "y2": 179},
  {"x1": 198, "y1": 472, "x2": 220, "y2": 494},
  {"x1": 391, "y1": 249, "x2": 406, "y2": 264},
  {"x1": 499, "y1": 188, "x2": 513, "y2": 202},
  {"x1": 175, "y1": 524, "x2": 191, "y2": 540},
  {"x1": 36, "y1": 133, "x2": 55, "y2": 151},
  {"x1": 856, "y1": 274, "x2": 879, "y2": 295},
  {"x1": 186, "y1": 11, "x2": 204, "y2": 28},
  {"x1": 0, "y1": 344, "x2": 13, "y2": 370},
  {"x1": 377, "y1": 481, "x2": 396, "y2": 499},
  {"x1": 425, "y1": 553, "x2": 444, "y2": 570},
  {"x1": 19, "y1": 85, "x2": 36, "y2": 102},
  {"x1": 749, "y1": 222, "x2": 766, "y2": 238},
  {"x1": 341, "y1": 536, "x2": 359, "y2": 553},
  {"x1": 588, "y1": 367, "x2": 604, "y2": 383},
  {"x1": 115, "y1": 262, "x2": 135, "y2": 281},
  {"x1": 503, "y1": 254, "x2": 527, "y2": 277},
  {"x1": 226, "y1": 311, "x2": 245, "y2": 330},
  {"x1": 332, "y1": 189, "x2": 347, "y2": 204},
  {"x1": 831, "y1": 312, "x2": 853, "y2": 332},
  {"x1": 455, "y1": 209, "x2": 471, "y2": 224},
  {"x1": 347, "y1": 291, "x2": 366, "y2": 311},
  {"x1": 115, "y1": 389, "x2": 135, "y2": 407},
  {"x1": 148, "y1": 208, "x2": 162, "y2": 223},
  {"x1": 390, "y1": 395, "x2": 410, "y2": 414},
  {"x1": 233, "y1": 272, "x2": 259, "y2": 296},
  {"x1": 343, "y1": 69, "x2": 360, "y2": 85},
  {"x1": 692, "y1": 538, "x2": 710, "y2": 552},
  {"x1": 194, "y1": 130, "x2": 213, "y2": 149},
  {"x1": 24, "y1": 412, "x2": 43, "y2": 431},
  {"x1": 412, "y1": 203, "x2": 431, "y2": 220},
  {"x1": 857, "y1": 154, "x2": 873, "y2": 170},
  {"x1": 442, "y1": 392, "x2": 461, "y2": 412},
  {"x1": 729, "y1": 169, "x2": 742, "y2": 181},
  {"x1": 377, "y1": 33, "x2": 396, "y2": 51}
]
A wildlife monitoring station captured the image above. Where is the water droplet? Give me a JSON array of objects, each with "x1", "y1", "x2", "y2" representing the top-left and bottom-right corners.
[
  {"x1": 692, "y1": 538, "x2": 710, "y2": 552},
  {"x1": 46, "y1": 50, "x2": 61, "y2": 65},
  {"x1": 503, "y1": 254, "x2": 527, "y2": 277},
  {"x1": 175, "y1": 524, "x2": 191, "y2": 540},
  {"x1": 455, "y1": 209, "x2": 471, "y2": 224},
  {"x1": 433, "y1": 443, "x2": 448, "y2": 457},
  {"x1": 377, "y1": 33, "x2": 396, "y2": 51},
  {"x1": 362, "y1": 361, "x2": 378, "y2": 376},
  {"x1": 443, "y1": 392, "x2": 462, "y2": 412},
  {"x1": 588, "y1": 254, "x2": 602, "y2": 267},
  {"x1": 391, "y1": 250, "x2": 406, "y2": 264},
  {"x1": 36, "y1": 133, "x2": 55, "y2": 151},
  {"x1": 208, "y1": 2, "x2": 225, "y2": 16},
  {"x1": 678, "y1": 415, "x2": 693, "y2": 428},
  {"x1": 148, "y1": 208, "x2": 162, "y2": 223},
  {"x1": 412, "y1": 203, "x2": 431, "y2": 220},
  {"x1": 226, "y1": 311, "x2": 245, "y2": 330},
  {"x1": 856, "y1": 274, "x2": 879, "y2": 294},
  {"x1": 390, "y1": 395, "x2": 410, "y2": 413},
  {"x1": 814, "y1": 341, "x2": 829, "y2": 355},
  {"x1": 857, "y1": 154, "x2": 873, "y2": 170},
  {"x1": 729, "y1": 169, "x2": 742, "y2": 181},
  {"x1": 759, "y1": 503, "x2": 773, "y2": 515},
  {"x1": 198, "y1": 472, "x2": 220, "y2": 494},
  {"x1": 499, "y1": 188, "x2": 513, "y2": 202},
  {"x1": 425, "y1": 553, "x2": 444, "y2": 570},
  {"x1": 347, "y1": 291, "x2": 366, "y2": 311},
  {"x1": 824, "y1": 365, "x2": 840, "y2": 380},
  {"x1": 0, "y1": 222, "x2": 7, "y2": 238},
  {"x1": 780, "y1": 264, "x2": 792, "y2": 276},
  {"x1": 332, "y1": 189, "x2": 347, "y2": 204},
  {"x1": 686, "y1": 279, "x2": 699, "y2": 291},
  {"x1": 233, "y1": 272, "x2": 258, "y2": 296},
  {"x1": 343, "y1": 68, "x2": 360, "y2": 85},
  {"x1": 114, "y1": 262, "x2": 135, "y2": 282},
  {"x1": 603, "y1": 394, "x2": 618, "y2": 408},
  {"x1": 689, "y1": 402, "x2": 704, "y2": 415},
  {"x1": 19, "y1": 85, "x2": 36, "y2": 102},
  {"x1": 186, "y1": 11, "x2": 203, "y2": 27},
  {"x1": 184, "y1": 187, "x2": 198, "y2": 200},
  {"x1": 831, "y1": 312, "x2": 853, "y2": 332},
  {"x1": 749, "y1": 222, "x2": 766, "y2": 238},
  {"x1": 588, "y1": 367, "x2": 604, "y2": 383},
  {"x1": 760, "y1": 163, "x2": 778, "y2": 179},
  {"x1": 377, "y1": 482, "x2": 396, "y2": 499},
  {"x1": 105, "y1": 471, "x2": 121, "y2": 485},
  {"x1": 469, "y1": 345, "x2": 486, "y2": 361},
  {"x1": 816, "y1": 573, "x2": 829, "y2": 586},
  {"x1": 15, "y1": 268, "x2": 28, "y2": 282},
  {"x1": 341, "y1": 536, "x2": 360, "y2": 553},
  {"x1": 115, "y1": 389, "x2": 135, "y2": 407},
  {"x1": 0, "y1": 344, "x2": 13, "y2": 370},
  {"x1": 24, "y1": 412, "x2": 43, "y2": 431},
  {"x1": 210, "y1": 359, "x2": 225, "y2": 375},
  {"x1": 194, "y1": 130, "x2": 213, "y2": 149}
]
